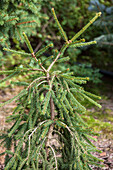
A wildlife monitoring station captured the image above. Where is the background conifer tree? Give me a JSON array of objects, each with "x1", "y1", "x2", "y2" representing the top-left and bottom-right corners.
[{"x1": 0, "y1": 8, "x2": 104, "y2": 169}]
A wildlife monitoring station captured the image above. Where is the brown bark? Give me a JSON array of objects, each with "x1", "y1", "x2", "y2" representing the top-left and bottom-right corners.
[{"x1": 45, "y1": 73, "x2": 55, "y2": 156}]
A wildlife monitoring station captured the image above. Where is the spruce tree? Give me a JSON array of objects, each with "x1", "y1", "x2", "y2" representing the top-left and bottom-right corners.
[{"x1": 0, "y1": 8, "x2": 104, "y2": 169}]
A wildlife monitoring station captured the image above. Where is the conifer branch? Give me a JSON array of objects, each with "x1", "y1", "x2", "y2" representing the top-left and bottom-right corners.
[
  {"x1": 3, "y1": 48, "x2": 31, "y2": 56},
  {"x1": 57, "y1": 56, "x2": 70, "y2": 63},
  {"x1": 18, "y1": 158, "x2": 28, "y2": 170},
  {"x1": 56, "y1": 121, "x2": 73, "y2": 136},
  {"x1": 6, "y1": 18, "x2": 19, "y2": 22},
  {"x1": 50, "y1": 74, "x2": 56, "y2": 89},
  {"x1": 83, "y1": 91, "x2": 101, "y2": 100},
  {"x1": 35, "y1": 43, "x2": 54, "y2": 58},
  {"x1": 38, "y1": 59, "x2": 47, "y2": 72},
  {"x1": 42, "y1": 55, "x2": 54, "y2": 65},
  {"x1": 0, "y1": 71, "x2": 20, "y2": 84},
  {"x1": 27, "y1": 120, "x2": 48, "y2": 159},
  {"x1": 28, "y1": 50, "x2": 47, "y2": 72},
  {"x1": 80, "y1": 93, "x2": 102, "y2": 108},
  {"x1": 71, "y1": 38, "x2": 85, "y2": 44},
  {"x1": 69, "y1": 41, "x2": 97, "y2": 48},
  {"x1": 70, "y1": 12, "x2": 102, "y2": 42},
  {"x1": 47, "y1": 43, "x2": 68, "y2": 72},
  {"x1": 23, "y1": 32, "x2": 34, "y2": 53},
  {"x1": 16, "y1": 20, "x2": 35, "y2": 26},
  {"x1": 45, "y1": 72, "x2": 56, "y2": 157},
  {"x1": 42, "y1": 90, "x2": 51, "y2": 115},
  {"x1": 0, "y1": 89, "x2": 27, "y2": 107},
  {"x1": 51, "y1": 8, "x2": 68, "y2": 42},
  {"x1": 0, "y1": 68, "x2": 44, "y2": 74}
]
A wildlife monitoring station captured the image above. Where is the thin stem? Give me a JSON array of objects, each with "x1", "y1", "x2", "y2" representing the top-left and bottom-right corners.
[
  {"x1": 31, "y1": 52, "x2": 47, "y2": 73},
  {"x1": 27, "y1": 76, "x2": 46, "y2": 90},
  {"x1": 37, "y1": 137, "x2": 47, "y2": 155},
  {"x1": 50, "y1": 74, "x2": 56, "y2": 89},
  {"x1": 47, "y1": 52, "x2": 61, "y2": 72},
  {"x1": 48, "y1": 145, "x2": 58, "y2": 170},
  {"x1": 34, "y1": 17, "x2": 54, "y2": 53},
  {"x1": 50, "y1": 97, "x2": 55, "y2": 120},
  {"x1": 45, "y1": 72, "x2": 56, "y2": 157},
  {"x1": 39, "y1": 63, "x2": 47, "y2": 73},
  {"x1": 36, "y1": 80, "x2": 47, "y2": 88},
  {"x1": 47, "y1": 42, "x2": 69, "y2": 72},
  {"x1": 34, "y1": 42, "x2": 43, "y2": 53},
  {"x1": 25, "y1": 68, "x2": 44, "y2": 72},
  {"x1": 28, "y1": 120, "x2": 47, "y2": 159},
  {"x1": 46, "y1": 72, "x2": 55, "y2": 120}
]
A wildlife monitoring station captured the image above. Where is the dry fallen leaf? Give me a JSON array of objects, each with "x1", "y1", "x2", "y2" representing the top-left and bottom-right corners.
[
  {"x1": 93, "y1": 136, "x2": 98, "y2": 139},
  {"x1": 100, "y1": 152, "x2": 107, "y2": 157}
]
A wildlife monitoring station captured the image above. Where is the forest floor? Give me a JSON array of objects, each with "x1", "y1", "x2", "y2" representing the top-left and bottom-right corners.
[{"x1": 0, "y1": 76, "x2": 113, "y2": 169}]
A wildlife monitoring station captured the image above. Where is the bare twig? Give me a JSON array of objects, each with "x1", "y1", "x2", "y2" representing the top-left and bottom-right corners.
[
  {"x1": 47, "y1": 52, "x2": 61, "y2": 72},
  {"x1": 34, "y1": 42, "x2": 43, "y2": 53},
  {"x1": 48, "y1": 145, "x2": 58, "y2": 170},
  {"x1": 31, "y1": 52, "x2": 47, "y2": 72},
  {"x1": 101, "y1": 42, "x2": 113, "y2": 46},
  {"x1": 28, "y1": 120, "x2": 47, "y2": 158},
  {"x1": 36, "y1": 80, "x2": 47, "y2": 88},
  {"x1": 31, "y1": 52, "x2": 38, "y2": 62},
  {"x1": 25, "y1": 68, "x2": 44, "y2": 72},
  {"x1": 39, "y1": 63, "x2": 47, "y2": 72},
  {"x1": 59, "y1": 121, "x2": 73, "y2": 136},
  {"x1": 37, "y1": 137, "x2": 47, "y2": 155},
  {"x1": 27, "y1": 76, "x2": 46, "y2": 90},
  {"x1": 34, "y1": 17, "x2": 54, "y2": 53}
]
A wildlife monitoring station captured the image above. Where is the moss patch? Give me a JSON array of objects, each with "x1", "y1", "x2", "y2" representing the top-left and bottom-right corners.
[{"x1": 82, "y1": 108, "x2": 113, "y2": 139}]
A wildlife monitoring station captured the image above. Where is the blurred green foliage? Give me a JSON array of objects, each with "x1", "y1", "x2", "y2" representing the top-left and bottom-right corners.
[{"x1": 88, "y1": 0, "x2": 113, "y2": 71}]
